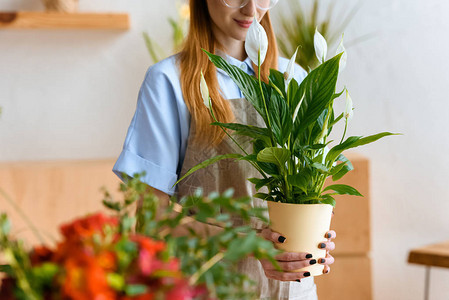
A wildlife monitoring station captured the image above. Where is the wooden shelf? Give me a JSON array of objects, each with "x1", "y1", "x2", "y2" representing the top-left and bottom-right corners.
[
  {"x1": 0, "y1": 11, "x2": 130, "y2": 30},
  {"x1": 408, "y1": 240, "x2": 449, "y2": 269}
]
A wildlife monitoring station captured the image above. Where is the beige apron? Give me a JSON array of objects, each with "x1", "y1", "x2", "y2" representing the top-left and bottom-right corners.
[{"x1": 177, "y1": 98, "x2": 318, "y2": 300}]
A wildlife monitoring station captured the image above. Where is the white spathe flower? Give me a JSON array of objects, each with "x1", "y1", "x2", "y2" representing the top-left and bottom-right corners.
[
  {"x1": 292, "y1": 92, "x2": 305, "y2": 121},
  {"x1": 314, "y1": 28, "x2": 327, "y2": 64},
  {"x1": 200, "y1": 71, "x2": 211, "y2": 109},
  {"x1": 344, "y1": 89, "x2": 354, "y2": 121},
  {"x1": 245, "y1": 16, "x2": 268, "y2": 66},
  {"x1": 336, "y1": 34, "x2": 347, "y2": 72},
  {"x1": 284, "y1": 46, "x2": 299, "y2": 88}
]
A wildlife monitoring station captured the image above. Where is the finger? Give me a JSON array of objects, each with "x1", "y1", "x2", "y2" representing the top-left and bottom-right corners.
[
  {"x1": 261, "y1": 258, "x2": 317, "y2": 271},
  {"x1": 259, "y1": 259, "x2": 277, "y2": 271},
  {"x1": 275, "y1": 252, "x2": 313, "y2": 262},
  {"x1": 318, "y1": 241, "x2": 335, "y2": 251},
  {"x1": 264, "y1": 270, "x2": 312, "y2": 281},
  {"x1": 318, "y1": 254, "x2": 335, "y2": 265},
  {"x1": 277, "y1": 258, "x2": 318, "y2": 271},
  {"x1": 331, "y1": 210, "x2": 335, "y2": 219},
  {"x1": 324, "y1": 230, "x2": 336, "y2": 240},
  {"x1": 323, "y1": 265, "x2": 331, "y2": 274},
  {"x1": 260, "y1": 228, "x2": 286, "y2": 244}
]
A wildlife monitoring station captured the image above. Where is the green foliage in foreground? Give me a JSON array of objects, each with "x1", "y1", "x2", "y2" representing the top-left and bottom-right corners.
[{"x1": 103, "y1": 174, "x2": 279, "y2": 299}]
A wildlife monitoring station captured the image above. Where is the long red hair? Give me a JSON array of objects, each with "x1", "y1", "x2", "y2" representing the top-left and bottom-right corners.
[{"x1": 178, "y1": 0, "x2": 278, "y2": 146}]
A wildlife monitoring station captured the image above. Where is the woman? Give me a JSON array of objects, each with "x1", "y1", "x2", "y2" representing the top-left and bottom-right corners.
[{"x1": 114, "y1": 0, "x2": 336, "y2": 299}]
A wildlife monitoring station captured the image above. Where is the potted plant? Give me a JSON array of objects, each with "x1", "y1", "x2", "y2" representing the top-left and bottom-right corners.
[{"x1": 177, "y1": 18, "x2": 396, "y2": 276}]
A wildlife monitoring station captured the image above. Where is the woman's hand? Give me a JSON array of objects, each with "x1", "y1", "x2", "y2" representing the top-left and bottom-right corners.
[
  {"x1": 318, "y1": 230, "x2": 336, "y2": 274},
  {"x1": 258, "y1": 228, "x2": 337, "y2": 281},
  {"x1": 259, "y1": 228, "x2": 317, "y2": 282}
]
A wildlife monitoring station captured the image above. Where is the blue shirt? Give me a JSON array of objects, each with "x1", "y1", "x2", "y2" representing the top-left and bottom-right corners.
[{"x1": 113, "y1": 53, "x2": 307, "y2": 195}]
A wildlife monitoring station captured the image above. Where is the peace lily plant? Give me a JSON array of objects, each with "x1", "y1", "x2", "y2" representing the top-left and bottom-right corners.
[
  {"x1": 180, "y1": 18, "x2": 393, "y2": 206},
  {"x1": 179, "y1": 17, "x2": 395, "y2": 276}
]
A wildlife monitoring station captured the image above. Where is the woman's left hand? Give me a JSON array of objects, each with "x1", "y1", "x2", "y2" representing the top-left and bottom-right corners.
[{"x1": 318, "y1": 230, "x2": 336, "y2": 274}]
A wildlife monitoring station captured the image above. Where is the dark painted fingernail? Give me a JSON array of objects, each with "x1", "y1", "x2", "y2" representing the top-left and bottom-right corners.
[
  {"x1": 326, "y1": 233, "x2": 332, "y2": 238},
  {"x1": 305, "y1": 254, "x2": 313, "y2": 259},
  {"x1": 319, "y1": 243, "x2": 326, "y2": 249},
  {"x1": 278, "y1": 236, "x2": 286, "y2": 243},
  {"x1": 332, "y1": 211, "x2": 335, "y2": 215},
  {"x1": 319, "y1": 258, "x2": 326, "y2": 263},
  {"x1": 304, "y1": 272, "x2": 311, "y2": 277},
  {"x1": 325, "y1": 269, "x2": 329, "y2": 274},
  {"x1": 296, "y1": 279, "x2": 301, "y2": 282},
  {"x1": 309, "y1": 259, "x2": 317, "y2": 265}
]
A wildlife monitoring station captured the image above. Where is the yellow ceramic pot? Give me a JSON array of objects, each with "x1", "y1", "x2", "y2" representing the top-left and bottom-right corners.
[{"x1": 267, "y1": 201, "x2": 333, "y2": 276}]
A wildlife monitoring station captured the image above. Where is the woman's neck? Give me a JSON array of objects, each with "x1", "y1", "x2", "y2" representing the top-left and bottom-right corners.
[
  {"x1": 222, "y1": 41, "x2": 247, "y2": 61},
  {"x1": 212, "y1": 24, "x2": 247, "y2": 61}
]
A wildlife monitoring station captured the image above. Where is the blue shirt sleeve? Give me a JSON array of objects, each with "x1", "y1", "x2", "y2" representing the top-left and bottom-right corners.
[{"x1": 113, "y1": 56, "x2": 190, "y2": 195}]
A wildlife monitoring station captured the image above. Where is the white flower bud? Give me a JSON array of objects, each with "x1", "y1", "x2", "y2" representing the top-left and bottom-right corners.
[
  {"x1": 336, "y1": 34, "x2": 347, "y2": 73},
  {"x1": 200, "y1": 71, "x2": 211, "y2": 109},
  {"x1": 344, "y1": 89, "x2": 354, "y2": 121},
  {"x1": 314, "y1": 28, "x2": 328, "y2": 64},
  {"x1": 284, "y1": 47, "x2": 299, "y2": 88}
]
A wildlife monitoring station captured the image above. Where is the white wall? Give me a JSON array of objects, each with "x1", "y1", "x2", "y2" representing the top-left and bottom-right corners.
[
  {"x1": 1, "y1": 0, "x2": 449, "y2": 299},
  {"x1": 0, "y1": 0, "x2": 176, "y2": 160},
  {"x1": 306, "y1": 1, "x2": 449, "y2": 299}
]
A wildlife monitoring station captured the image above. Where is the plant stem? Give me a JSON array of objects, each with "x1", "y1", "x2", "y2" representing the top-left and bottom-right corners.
[
  {"x1": 4, "y1": 248, "x2": 41, "y2": 300},
  {"x1": 258, "y1": 52, "x2": 273, "y2": 146},
  {"x1": 189, "y1": 252, "x2": 225, "y2": 285},
  {"x1": 0, "y1": 188, "x2": 46, "y2": 245},
  {"x1": 340, "y1": 119, "x2": 348, "y2": 144}
]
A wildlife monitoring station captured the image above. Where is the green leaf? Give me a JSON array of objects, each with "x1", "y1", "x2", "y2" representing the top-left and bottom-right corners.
[
  {"x1": 269, "y1": 69, "x2": 287, "y2": 98},
  {"x1": 268, "y1": 91, "x2": 292, "y2": 145},
  {"x1": 253, "y1": 193, "x2": 272, "y2": 201},
  {"x1": 225, "y1": 231, "x2": 260, "y2": 261},
  {"x1": 239, "y1": 154, "x2": 257, "y2": 163},
  {"x1": 287, "y1": 78, "x2": 301, "y2": 112},
  {"x1": 352, "y1": 132, "x2": 399, "y2": 148},
  {"x1": 253, "y1": 140, "x2": 279, "y2": 176},
  {"x1": 31, "y1": 263, "x2": 59, "y2": 282},
  {"x1": 326, "y1": 136, "x2": 361, "y2": 163},
  {"x1": 175, "y1": 153, "x2": 243, "y2": 185},
  {"x1": 331, "y1": 154, "x2": 354, "y2": 181},
  {"x1": 326, "y1": 132, "x2": 397, "y2": 163},
  {"x1": 125, "y1": 284, "x2": 147, "y2": 296},
  {"x1": 293, "y1": 54, "x2": 342, "y2": 137},
  {"x1": 0, "y1": 213, "x2": 11, "y2": 235},
  {"x1": 0, "y1": 264, "x2": 13, "y2": 275},
  {"x1": 324, "y1": 184, "x2": 363, "y2": 196},
  {"x1": 211, "y1": 122, "x2": 269, "y2": 141},
  {"x1": 311, "y1": 162, "x2": 330, "y2": 174},
  {"x1": 203, "y1": 50, "x2": 270, "y2": 123},
  {"x1": 257, "y1": 147, "x2": 291, "y2": 170},
  {"x1": 329, "y1": 163, "x2": 348, "y2": 179},
  {"x1": 102, "y1": 200, "x2": 121, "y2": 212},
  {"x1": 287, "y1": 168, "x2": 313, "y2": 194},
  {"x1": 320, "y1": 194, "x2": 336, "y2": 207},
  {"x1": 248, "y1": 177, "x2": 277, "y2": 191},
  {"x1": 107, "y1": 273, "x2": 125, "y2": 291}
]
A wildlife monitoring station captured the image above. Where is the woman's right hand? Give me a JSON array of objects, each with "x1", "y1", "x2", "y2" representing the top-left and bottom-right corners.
[{"x1": 259, "y1": 228, "x2": 316, "y2": 282}]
